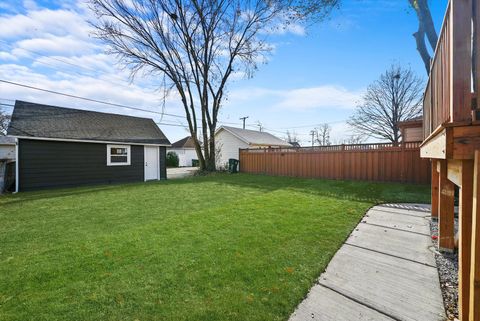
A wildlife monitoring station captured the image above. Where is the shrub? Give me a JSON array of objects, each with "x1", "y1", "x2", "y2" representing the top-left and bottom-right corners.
[{"x1": 166, "y1": 151, "x2": 179, "y2": 167}]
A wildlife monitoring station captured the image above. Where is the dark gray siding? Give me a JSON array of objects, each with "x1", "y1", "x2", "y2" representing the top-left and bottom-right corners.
[
  {"x1": 18, "y1": 139, "x2": 145, "y2": 191},
  {"x1": 159, "y1": 146, "x2": 166, "y2": 179}
]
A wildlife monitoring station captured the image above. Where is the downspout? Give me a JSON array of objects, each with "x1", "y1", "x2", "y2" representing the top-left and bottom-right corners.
[{"x1": 14, "y1": 138, "x2": 18, "y2": 193}]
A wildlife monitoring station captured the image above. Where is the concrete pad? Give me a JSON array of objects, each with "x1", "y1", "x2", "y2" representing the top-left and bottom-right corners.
[
  {"x1": 347, "y1": 223, "x2": 436, "y2": 266},
  {"x1": 362, "y1": 210, "x2": 431, "y2": 235},
  {"x1": 319, "y1": 245, "x2": 445, "y2": 321},
  {"x1": 379, "y1": 203, "x2": 431, "y2": 213},
  {"x1": 167, "y1": 167, "x2": 198, "y2": 179},
  {"x1": 289, "y1": 284, "x2": 395, "y2": 321},
  {"x1": 288, "y1": 204, "x2": 445, "y2": 321},
  {"x1": 371, "y1": 206, "x2": 430, "y2": 218}
]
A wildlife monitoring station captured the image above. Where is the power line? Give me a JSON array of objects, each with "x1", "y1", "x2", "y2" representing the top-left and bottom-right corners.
[
  {"x1": 0, "y1": 101, "x2": 187, "y2": 128},
  {"x1": 239, "y1": 116, "x2": 249, "y2": 129},
  {"x1": 0, "y1": 82, "x2": 243, "y2": 133},
  {"x1": 0, "y1": 79, "x2": 237, "y2": 126},
  {"x1": 0, "y1": 80, "x2": 346, "y2": 136}
]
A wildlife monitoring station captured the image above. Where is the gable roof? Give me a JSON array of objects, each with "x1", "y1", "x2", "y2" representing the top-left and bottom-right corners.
[
  {"x1": 216, "y1": 126, "x2": 291, "y2": 147},
  {"x1": 171, "y1": 136, "x2": 196, "y2": 148},
  {"x1": 7, "y1": 100, "x2": 170, "y2": 145},
  {"x1": 397, "y1": 116, "x2": 423, "y2": 129}
]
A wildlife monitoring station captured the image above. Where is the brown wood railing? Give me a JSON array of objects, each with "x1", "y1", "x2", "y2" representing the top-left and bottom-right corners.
[
  {"x1": 423, "y1": 0, "x2": 475, "y2": 139},
  {"x1": 239, "y1": 142, "x2": 430, "y2": 184}
]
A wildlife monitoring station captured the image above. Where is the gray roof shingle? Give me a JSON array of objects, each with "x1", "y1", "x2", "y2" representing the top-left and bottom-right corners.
[
  {"x1": 217, "y1": 126, "x2": 291, "y2": 146},
  {"x1": 7, "y1": 100, "x2": 170, "y2": 145},
  {"x1": 171, "y1": 136, "x2": 197, "y2": 148}
]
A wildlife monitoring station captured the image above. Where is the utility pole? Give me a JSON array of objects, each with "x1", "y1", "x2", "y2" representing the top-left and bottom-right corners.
[
  {"x1": 256, "y1": 121, "x2": 263, "y2": 132},
  {"x1": 239, "y1": 116, "x2": 249, "y2": 129},
  {"x1": 310, "y1": 130, "x2": 316, "y2": 147}
]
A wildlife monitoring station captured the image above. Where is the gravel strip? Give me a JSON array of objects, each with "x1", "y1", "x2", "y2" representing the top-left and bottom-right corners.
[{"x1": 430, "y1": 219, "x2": 459, "y2": 320}]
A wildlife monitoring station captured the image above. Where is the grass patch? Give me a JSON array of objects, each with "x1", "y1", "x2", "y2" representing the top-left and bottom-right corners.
[{"x1": 0, "y1": 174, "x2": 430, "y2": 321}]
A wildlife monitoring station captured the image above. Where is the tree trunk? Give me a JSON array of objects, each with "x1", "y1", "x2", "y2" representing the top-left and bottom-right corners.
[
  {"x1": 413, "y1": 28, "x2": 431, "y2": 74},
  {"x1": 192, "y1": 136, "x2": 206, "y2": 170},
  {"x1": 204, "y1": 127, "x2": 217, "y2": 171}
]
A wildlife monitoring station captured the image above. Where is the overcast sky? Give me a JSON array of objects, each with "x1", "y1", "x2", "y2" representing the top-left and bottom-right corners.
[{"x1": 0, "y1": 0, "x2": 448, "y2": 145}]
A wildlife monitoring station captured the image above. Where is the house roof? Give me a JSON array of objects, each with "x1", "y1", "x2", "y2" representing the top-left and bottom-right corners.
[
  {"x1": 0, "y1": 136, "x2": 15, "y2": 145},
  {"x1": 398, "y1": 116, "x2": 423, "y2": 128},
  {"x1": 7, "y1": 100, "x2": 171, "y2": 145},
  {"x1": 216, "y1": 126, "x2": 291, "y2": 147},
  {"x1": 171, "y1": 136, "x2": 196, "y2": 148}
]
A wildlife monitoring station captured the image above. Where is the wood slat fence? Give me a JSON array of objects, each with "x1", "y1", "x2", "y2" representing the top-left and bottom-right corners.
[{"x1": 239, "y1": 142, "x2": 430, "y2": 184}]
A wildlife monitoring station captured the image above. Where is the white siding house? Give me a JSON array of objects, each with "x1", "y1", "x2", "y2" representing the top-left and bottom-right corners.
[
  {"x1": 215, "y1": 126, "x2": 292, "y2": 169},
  {"x1": 167, "y1": 136, "x2": 199, "y2": 167},
  {"x1": 0, "y1": 136, "x2": 16, "y2": 193},
  {"x1": 0, "y1": 136, "x2": 15, "y2": 160},
  {"x1": 215, "y1": 129, "x2": 249, "y2": 169}
]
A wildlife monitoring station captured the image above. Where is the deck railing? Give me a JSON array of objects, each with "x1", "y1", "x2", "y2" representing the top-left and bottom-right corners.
[
  {"x1": 423, "y1": 2, "x2": 451, "y2": 138},
  {"x1": 422, "y1": 0, "x2": 475, "y2": 139}
]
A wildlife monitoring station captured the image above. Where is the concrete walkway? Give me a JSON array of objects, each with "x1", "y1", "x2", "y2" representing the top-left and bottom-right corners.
[
  {"x1": 289, "y1": 203, "x2": 446, "y2": 321},
  {"x1": 167, "y1": 167, "x2": 198, "y2": 179}
]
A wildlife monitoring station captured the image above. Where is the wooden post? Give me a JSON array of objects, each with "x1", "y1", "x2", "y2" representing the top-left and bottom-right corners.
[
  {"x1": 459, "y1": 160, "x2": 474, "y2": 320},
  {"x1": 432, "y1": 159, "x2": 440, "y2": 219},
  {"x1": 470, "y1": 151, "x2": 480, "y2": 321},
  {"x1": 439, "y1": 159, "x2": 455, "y2": 251},
  {"x1": 450, "y1": 0, "x2": 473, "y2": 122}
]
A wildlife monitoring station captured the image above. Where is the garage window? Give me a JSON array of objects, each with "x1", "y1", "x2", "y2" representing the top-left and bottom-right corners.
[{"x1": 107, "y1": 145, "x2": 131, "y2": 166}]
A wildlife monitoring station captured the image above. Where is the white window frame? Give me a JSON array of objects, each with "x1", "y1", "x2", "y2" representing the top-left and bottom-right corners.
[{"x1": 107, "y1": 144, "x2": 131, "y2": 166}]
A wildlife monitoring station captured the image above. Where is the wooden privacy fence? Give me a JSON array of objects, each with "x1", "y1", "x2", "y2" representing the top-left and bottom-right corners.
[{"x1": 239, "y1": 142, "x2": 430, "y2": 184}]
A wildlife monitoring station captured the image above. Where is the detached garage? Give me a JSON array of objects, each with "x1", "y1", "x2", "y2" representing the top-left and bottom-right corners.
[{"x1": 7, "y1": 101, "x2": 171, "y2": 191}]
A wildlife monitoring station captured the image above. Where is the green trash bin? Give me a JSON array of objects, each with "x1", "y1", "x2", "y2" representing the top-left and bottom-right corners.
[
  {"x1": 192, "y1": 159, "x2": 199, "y2": 167},
  {"x1": 228, "y1": 158, "x2": 239, "y2": 173}
]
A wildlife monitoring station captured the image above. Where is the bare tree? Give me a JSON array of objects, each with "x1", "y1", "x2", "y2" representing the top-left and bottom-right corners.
[
  {"x1": 89, "y1": 0, "x2": 287, "y2": 171},
  {"x1": 408, "y1": 0, "x2": 438, "y2": 73},
  {"x1": 285, "y1": 130, "x2": 300, "y2": 144},
  {"x1": 0, "y1": 111, "x2": 10, "y2": 135},
  {"x1": 348, "y1": 65, "x2": 424, "y2": 144},
  {"x1": 342, "y1": 134, "x2": 365, "y2": 144},
  {"x1": 314, "y1": 123, "x2": 331, "y2": 145},
  {"x1": 289, "y1": 0, "x2": 438, "y2": 74}
]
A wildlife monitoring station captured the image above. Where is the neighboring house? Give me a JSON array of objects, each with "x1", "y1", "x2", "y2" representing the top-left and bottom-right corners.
[
  {"x1": 167, "y1": 136, "x2": 198, "y2": 167},
  {"x1": 7, "y1": 100, "x2": 171, "y2": 191},
  {"x1": 0, "y1": 136, "x2": 15, "y2": 193},
  {"x1": 398, "y1": 116, "x2": 423, "y2": 142},
  {"x1": 0, "y1": 136, "x2": 15, "y2": 160},
  {"x1": 215, "y1": 126, "x2": 291, "y2": 168}
]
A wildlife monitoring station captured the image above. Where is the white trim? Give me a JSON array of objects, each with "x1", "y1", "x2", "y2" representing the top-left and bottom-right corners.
[
  {"x1": 144, "y1": 147, "x2": 147, "y2": 182},
  {"x1": 107, "y1": 145, "x2": 131, "y2": 166},
  {"x1": 144, "y1": 146, "x2": 160, "y2": 181},
  {"x1": 11, "y1": 135, "x2": 171, "y2": 147},
  {"x1": 157, "y1": 147, "x2": 161, "y2": 180},
  {"x1": 14, "y1": 138, "x2": 18, "y2": 193}
]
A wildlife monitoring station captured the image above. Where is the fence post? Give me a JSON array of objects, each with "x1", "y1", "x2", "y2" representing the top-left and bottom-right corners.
[
  {"x1": 341, "y1": 144, "x2": 345, "y2": 180},
  {"x1": 264, "y1": 148, "x2": 267, "y2": 175},
  {"x1": 401, "y1": 142, "x2": 405, "y2": 182}
]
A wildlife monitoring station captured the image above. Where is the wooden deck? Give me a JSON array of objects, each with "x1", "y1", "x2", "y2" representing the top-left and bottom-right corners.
[{"x1": 420, "y1": 0, "x2": 480, "y2": 319}]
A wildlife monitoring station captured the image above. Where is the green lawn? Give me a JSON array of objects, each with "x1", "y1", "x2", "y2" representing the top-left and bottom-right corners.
[{"x1": 0, "y1": 174, "x2": 430, "y2": 321}]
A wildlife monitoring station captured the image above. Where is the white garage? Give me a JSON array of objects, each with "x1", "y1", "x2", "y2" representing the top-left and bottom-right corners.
[
  {"x1": 215, "y1": 126, "x2": 292, "y2": 169},
  {"x1": 167, "y1": 136, "x2": 199, "y2": 167}
]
